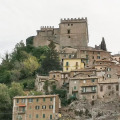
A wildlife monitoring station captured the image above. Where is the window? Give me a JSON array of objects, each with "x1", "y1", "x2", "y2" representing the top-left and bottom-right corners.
[
  {"x1": 50, "y1": 115, "x2": 52, "y2": 119},
  {"x1": 71, "y1": 24, "x2": 73, "y2": 26},
  {"x1": 76, "y1": 62, "x2": 78, "y2": 66},
  {"x1": 53, "y1": 75, "x2": 55, "y2": 78},
  {"x1": 29, "y1": 114, "x2": 32, "y2": 118},
  {"x1": 68, "y1": 24, "x2": 69, "y2": 26},
  {"x1": 74, "y1": 86, "x2": 76, "y2": 90},
  {"x1": 66, "y1": 67, "x2": 68, "y2": 71},
  {"x1": 42, "y1": 105, "x2": 46, "y2": 109},
  {"x1": 83, "y1": 80, "x2": 86, "y2": 83},
  {"x1": 35, "y1": 106, "x2": 40, "y2": 110},
  {"x1": 97, "y1": 56, "x2": 100, "y2": 59},
  {"x1": 100, "y1": 86, "x2": 103, "y2": 92},
  {"x1": 22, "y1": 99, "x2": 25, "y2": 103},
  {"x1": 43, "y1": 114, "x2": 45, "y2": 118},
  {"x1": 36, "y1": 114, "x2": 39, "y2": 118},
  {"x1": 16, "y1": 99, "x2": 19, "y2": 103},
  {"x1": 67, "y1": 29, "x2": 70, "y2": 34},
  {"x1": 50, "y1": 98, "x2": 53, "y2": 101},
  {"x1": 92, "y1": 56, "x2": 94, "y2": 59},
  {"x1": 108, "y1": 85, "x2": 111, "y2": 89},
  {"x1": 43, "y1": 98, "x2": 45, "y2": 102},
  {"x1": 82, "y1": 87, "x2": 86, "y2": 92},
  {"x1": 91, "y1": 86, "x2": 96, "y2": 92},
  {"x1": 66, "y1": 62, "x2": 69, "y2": 66},
  {"x1": 69, "y1": 55, "x2": 71, "y2": 58},
  {"x1": 107, "y1": 68, "x2": 111, "y2": 71},
  {"x1": 36, "y1": 98, "x2": 39, "y2": 102},
  {"x1": 116, "y1": 85, "x2": 119, "y2": 91},
  {"x1": 49, "y1": 105, "x2": 53, "y2": 109},
  {"x1": 107, "y1": 74, "x2": 111, "y2": 78},
  {"x1": 68, "y1": 36, "x2": 70, "y2": 38},
  {"x1": 92, "y1": 79, "x2": 95, "y2": 82},
  {"x1": 29, "y1": 98, "x2": 33, "y2": 103}
]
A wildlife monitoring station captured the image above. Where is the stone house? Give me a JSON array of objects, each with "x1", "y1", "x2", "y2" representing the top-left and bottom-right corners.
[
  {"x1": 97, "y1": 79, "x2": 119, "y2": 101},
  {"x1": 68, "y1": 76, "x2": 98, "y2": 101},
  {"x1": 35, "y1": 75, "x2": 59, "y2": 93},
  {"x1": 77, "y1": 48, "x2": 111, "y2": 67},
  {"x1": 12, "y1": 95, "x2": 61, "y2": 120}
]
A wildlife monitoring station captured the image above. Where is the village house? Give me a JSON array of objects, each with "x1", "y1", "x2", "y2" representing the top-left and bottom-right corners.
[
  {"x1": 77, "y1": 48, "x2": 111, "y2": 67},
  {"x1": 97, "y1": 79, "x2": 119, "y2": 101},
  {"x1": 68, "y1": 76, "x2": 98, "y2": 101},
  {"x1": 63, "y1": 58, "x2": 84, "y2": 72},
  {"x1": 12, "y1": 95, "x2": 61, "y2": 120}
]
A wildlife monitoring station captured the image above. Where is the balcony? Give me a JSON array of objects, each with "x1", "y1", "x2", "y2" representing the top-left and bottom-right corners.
[
  {"x1": 18, "y1": 110, "x2": 25, "y2": 114},
  {"x1": 81, "y1": 90, "x2": 96, "y2": 94}
]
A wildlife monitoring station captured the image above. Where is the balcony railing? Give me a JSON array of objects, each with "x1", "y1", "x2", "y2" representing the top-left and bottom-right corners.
[
  {"x1": 81, "y1": 90, "x2": 96, "y2": 94},
  {"x1": 17, "y1": 110, "x2": 25, "y2": 114}
]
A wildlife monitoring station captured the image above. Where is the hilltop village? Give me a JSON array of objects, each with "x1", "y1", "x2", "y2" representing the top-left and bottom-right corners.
[{"x1": 12, "y1": 18, "x2": 120, "y2": 120}]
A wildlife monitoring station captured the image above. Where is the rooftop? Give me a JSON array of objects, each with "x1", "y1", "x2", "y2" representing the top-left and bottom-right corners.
[{"x1": 14, "y1": 94, "x2": 59, "y2": 99}]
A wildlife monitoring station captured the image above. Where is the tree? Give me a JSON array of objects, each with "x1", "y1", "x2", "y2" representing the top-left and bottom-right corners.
[
  {"x1": 100, "y1": 37, "x2": 107, "y2": 51},
  {"x1": 23, "y1": 55, "x2": 39, "y2": 77},
  {"x1": 0, "y1": 84, "x2": 11, "y2": 120},
  {"x1": 9, "y1": 82, "x2": 24, "y2": 100},
  {"x1": 41, "y1": 41, "x2": 61, "y2": 74}
]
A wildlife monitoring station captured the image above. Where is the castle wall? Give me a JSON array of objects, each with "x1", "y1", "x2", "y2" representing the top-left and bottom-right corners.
[
  {"x1": 59, "y1": 18, "x2": 88, "y2": 49},
  {"x1": 33, "y1": 18, "x2": 89, "y2": 50}
]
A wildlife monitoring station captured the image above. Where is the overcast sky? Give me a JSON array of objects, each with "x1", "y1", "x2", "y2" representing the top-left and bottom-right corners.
[{"x1": 0, "y1": 0, "x2": 120, "y2": 60}]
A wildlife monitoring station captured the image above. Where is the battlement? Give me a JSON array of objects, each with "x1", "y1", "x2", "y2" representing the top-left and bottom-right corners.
[
  {"x1": 60, "y1": 17, "x2": 87, "y2": 23},
  {"x1": 40, "y1": 26, "x2": 54, "y2": 31}
]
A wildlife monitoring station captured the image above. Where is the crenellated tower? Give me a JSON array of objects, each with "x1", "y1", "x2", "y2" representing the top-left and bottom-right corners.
[{"x1": 59, "y1": 17, "x2": 89, "y2": 49}]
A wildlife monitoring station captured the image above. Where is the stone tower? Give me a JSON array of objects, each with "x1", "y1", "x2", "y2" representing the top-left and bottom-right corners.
[
  {"x1": 59, "y1": 17, "x2": 89, "y2": 49},
  {"x1": 33, "y1": 18, "x2": 89, "y2": 50}
]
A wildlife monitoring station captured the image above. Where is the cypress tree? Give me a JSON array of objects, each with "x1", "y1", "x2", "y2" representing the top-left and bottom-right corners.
[{"x1": 100, "y1": 37, "x2": 107, "y2": 51}]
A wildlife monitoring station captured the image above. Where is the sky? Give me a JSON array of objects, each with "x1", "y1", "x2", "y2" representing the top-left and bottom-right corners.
[{"x1": 0, "y1": 0, "x2": 120, "y2": 60}]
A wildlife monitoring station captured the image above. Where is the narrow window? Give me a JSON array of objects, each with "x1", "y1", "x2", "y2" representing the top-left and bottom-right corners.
[
  {"x1": 36, "y1": 98, "x2": 39, "y2": 102},
  {"x1": 66, "y1": 62, "x2": 69, "y2": 66},
  {"x1": 50, "y1": 115, "x2": 52, "y2": 119},
  {"x1": 116, "y1": 85, "x2": 119, "y2": 91},
  {"x1": 43, "y1": 114, "x2": 45, "y2": 118},
  {"x1": 100, "y1": 86, "x2": 103, "y2": 92},
  {"x1": 16, "y1": 99, "x2": 19, "y2": 103},
  {"x1": 50, "y1": 98, "x2": 53, "y2": 101},
  {"x1": 36, "y1": 114, "x2": 39, "y2": 118},
  {"x1": 43, "y1": 98, "x2": 45, "y2": 102},
  {"x1": 67, "y1": 29, "x2": 70, "y2": 34},
  {"x1": 74, "y1": 86, "x2": 76, "y2": 90},
  {"x1": 108, "y1": 85, "x2": 111, "y2": 89},
  {"x1": 29, "y1": 114, "x2": 32, "y2": 118},
  {"x1": 29, "y1": 98, "x2": 33, "y2": 103}
]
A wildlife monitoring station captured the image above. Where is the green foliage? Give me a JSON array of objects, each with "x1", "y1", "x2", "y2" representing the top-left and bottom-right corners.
[
  {"x1": 9, "y1": 82, "x2": 24, "y2": 99},
  {"x1": 100, "y1": 37, "x2": 107, "y2": 51},
  {"x1": 0, "y1": 84, "x2": 11, "y2": 120},
  {"x1": 22, "y1": 79, "x2": 35, "y2": 90},
  {"x1": 41, "y1": 41, "x2": 62, "y2": 74},
  {"x1": 28, "y1": 90, "x2": 42, "y2": 95}
]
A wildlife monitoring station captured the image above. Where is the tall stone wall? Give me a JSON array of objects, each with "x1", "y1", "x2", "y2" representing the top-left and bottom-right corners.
[{"x1": 33, "y1": 18, "x2": 89, "y2": 50}]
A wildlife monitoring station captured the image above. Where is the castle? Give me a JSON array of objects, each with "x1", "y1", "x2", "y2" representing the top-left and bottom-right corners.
[{"x1": 33, "y1": 18, "x2": 89, "y2": 50}]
